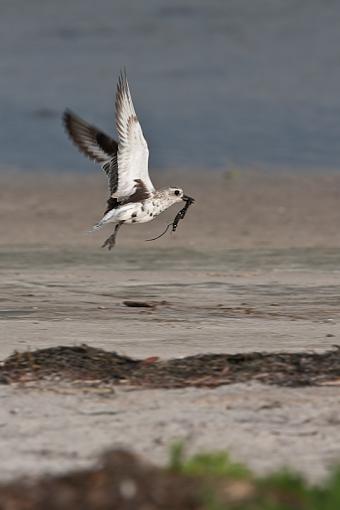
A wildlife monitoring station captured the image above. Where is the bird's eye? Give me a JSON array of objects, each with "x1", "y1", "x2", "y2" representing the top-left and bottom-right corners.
[{"x1": 174, "y1": 190, "x2": 180, "y2": 196}]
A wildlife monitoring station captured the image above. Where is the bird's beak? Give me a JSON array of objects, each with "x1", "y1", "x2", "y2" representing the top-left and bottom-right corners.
[{"x1": 183, "y1": 195, "x2": 195, "y2": 203}]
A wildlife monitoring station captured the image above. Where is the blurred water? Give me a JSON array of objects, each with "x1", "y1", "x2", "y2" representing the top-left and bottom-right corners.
[{"x1": 1, "y1": 0, "x2": 340, "y2": 172}]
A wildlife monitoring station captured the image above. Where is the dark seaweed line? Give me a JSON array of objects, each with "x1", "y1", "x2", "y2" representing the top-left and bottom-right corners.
[{"x1": 1, "y1": 344, "x2": 340, "y2": 389}]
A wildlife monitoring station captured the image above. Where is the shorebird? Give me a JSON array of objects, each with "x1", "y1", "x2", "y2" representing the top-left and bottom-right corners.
[{"x1": 63, "y1": 71, "x2": 194, "y2": 249}]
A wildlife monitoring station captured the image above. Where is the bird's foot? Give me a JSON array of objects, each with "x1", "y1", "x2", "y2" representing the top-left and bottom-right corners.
[
  {"x1": 102, "y1": 234, "x2": 116, "y2": 250},
  {"x1": 101, "y1": 223, "x2": 122, "y2": 250}
]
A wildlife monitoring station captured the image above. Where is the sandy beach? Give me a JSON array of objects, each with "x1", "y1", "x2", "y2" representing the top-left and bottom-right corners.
[{"x1": 1, "y1": 169, "x2": 340, "y2": 482}]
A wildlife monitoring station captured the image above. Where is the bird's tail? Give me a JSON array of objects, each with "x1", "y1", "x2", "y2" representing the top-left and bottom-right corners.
[{"x1": 88, "y1": 221, "x2": 105, "y2": 233}]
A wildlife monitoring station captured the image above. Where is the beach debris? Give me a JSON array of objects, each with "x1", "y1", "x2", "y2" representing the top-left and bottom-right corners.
[
  {"x1": 122, "y1": 300, "x2": 168, "y2": 308},
  {"x1": 1, "y1": 345, "x2": 340, "y2": 389},
  {"x1": 122, "y1": 300, "x2": 154, "y2": 308}
]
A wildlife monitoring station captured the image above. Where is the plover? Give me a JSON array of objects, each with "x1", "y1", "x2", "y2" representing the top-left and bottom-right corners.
[{"x1": 63, "y1": 71, "x2": 194, "y2": 249}]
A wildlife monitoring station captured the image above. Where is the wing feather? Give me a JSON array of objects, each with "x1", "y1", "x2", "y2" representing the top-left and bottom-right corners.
[
  {"x1": 63, "y1": 110, "x2": 119, "y2": 194},
  {"x1": 114, "y1": 71, "x2": 154, "y2": 199},
  {"x1": 62, "y1": 71, "x2": 154, "y2": 202}
]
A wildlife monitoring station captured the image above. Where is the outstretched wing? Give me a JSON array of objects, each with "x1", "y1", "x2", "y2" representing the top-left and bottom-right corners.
[
  {"x1": 114, "y1": 71, "x2": 155, "y2": 199},
  {"x1": 63, "y1": 110, "x2": 119, "y2": 194}
]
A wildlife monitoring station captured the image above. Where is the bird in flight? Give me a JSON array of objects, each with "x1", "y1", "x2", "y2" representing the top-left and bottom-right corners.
[{"x1": 63, "y1": 71, "x2": 194, "y2": 249}]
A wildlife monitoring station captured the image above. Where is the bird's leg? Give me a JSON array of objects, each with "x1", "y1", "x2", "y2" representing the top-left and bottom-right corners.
[{"x1": 102, "y1": 223, "x2": 122, "y2": 250}]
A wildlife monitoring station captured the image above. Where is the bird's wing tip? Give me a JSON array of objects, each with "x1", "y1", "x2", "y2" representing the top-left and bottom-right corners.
[{"x1": 62, "y1": 108, "x2": 76, "y2": 129}]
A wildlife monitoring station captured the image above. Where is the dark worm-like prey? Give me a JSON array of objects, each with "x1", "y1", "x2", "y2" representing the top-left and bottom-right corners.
[{"x1": 145, "y1": 196, "x2": 195, "y2": 242}]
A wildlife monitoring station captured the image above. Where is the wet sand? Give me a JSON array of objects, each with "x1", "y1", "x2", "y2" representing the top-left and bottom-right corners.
[{"x1": 1, "y1": 170, "x2": 340, "y2": 481}]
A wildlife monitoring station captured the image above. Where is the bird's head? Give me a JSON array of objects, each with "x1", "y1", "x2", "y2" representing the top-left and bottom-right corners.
[{"x1": 167, "y1": 187, "x2": 195, "y2": 204}]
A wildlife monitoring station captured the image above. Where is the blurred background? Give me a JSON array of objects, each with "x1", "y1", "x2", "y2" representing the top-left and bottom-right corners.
[{"x1": 2, "y1": 0, "x2": 340, "y2": 173}]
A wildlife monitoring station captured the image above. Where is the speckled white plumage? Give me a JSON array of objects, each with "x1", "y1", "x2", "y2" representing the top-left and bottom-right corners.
[{"x1": 94, "y1": 188, "x2": 185, "y2": 229}]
